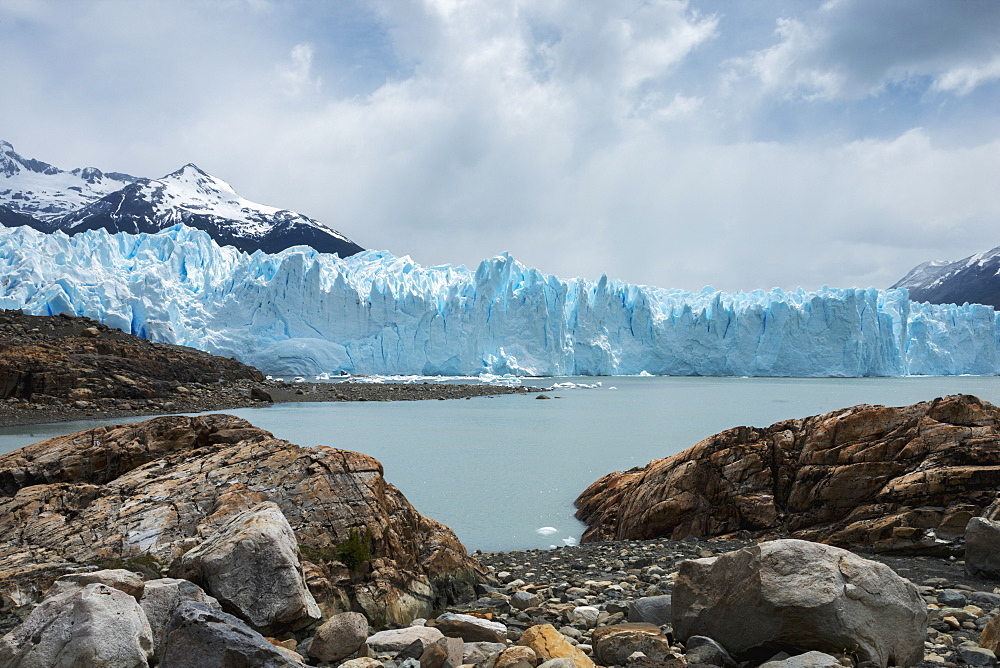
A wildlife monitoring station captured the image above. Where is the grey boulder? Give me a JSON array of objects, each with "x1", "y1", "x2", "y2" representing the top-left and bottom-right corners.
[
  {"x1": 308, "y1": 611, "x2": 370, "y2": 663},
  {"x1": 965, "y1": 516, "x2": 1000, "y2": 579},
  {"x1": 672, "y1": 539, "x2": 926, "y2": 668},
  {"x1": 627, "y1": 595, "x2": 672, "y2": 626},
  {"x1": 366, "y1": 626, "x2": 445, "y2": 655},
  {"x1": 159, "y1": 600, "x2": 306, "y2": 668},
  {"x1": 45, "y1": 568, "x2": 146, "y2": 601},
  {"x1": 168, "y1": 501, "x2": 321, "y2": 633},
  {"x1": 0, "y1": 582, "x2": 154, "y2": 668},
  {"x1": 139, "y1": 578, "x2": 222, "y2": 659}
]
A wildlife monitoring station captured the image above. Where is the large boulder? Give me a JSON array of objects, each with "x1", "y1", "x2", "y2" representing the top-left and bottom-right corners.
[
  {"x1": 0, "y1": 582, "x2": 154, "y2": 668},
  {"x1": 0, "y1": 414, "x2": 481, "y2": 629},
  {"x1": 965, "y1": 516, "x2": 1000, "y2": 579},
  {"x1": 672, "y1": 539, "x2": 926, "y2": 667},
  {"x1": 576, "y1": 394, "x2": 1000, "y2": 553},
  {"x1": 139, "y1": 578, "x2": 222, "y2": 659},
  {"x1": 169, "y1": 501, "x2": 320, "y2": 633},
  {"x1": 159, "y1": 600, "x2": 306, "y2": 668}
]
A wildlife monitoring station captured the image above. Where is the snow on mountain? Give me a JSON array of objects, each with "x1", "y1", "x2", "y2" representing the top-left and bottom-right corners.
[
  {"x1": 1, "y1": 224, "x2": 998, "y2": 377},
  {"x1": 0, "y1": 140, "x2": 137, "y2": 226},
  {"x1": 0, "y1": 141, "x2": 363, "y2": 257},
  {"x1": 891, "y1": 246, "x2": 1000, "y2": 309}
]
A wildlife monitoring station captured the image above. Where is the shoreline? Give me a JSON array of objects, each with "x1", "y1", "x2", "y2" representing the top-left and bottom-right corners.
[{"x1": 0, "y1": 379, "x2": 542, "y2": 428}]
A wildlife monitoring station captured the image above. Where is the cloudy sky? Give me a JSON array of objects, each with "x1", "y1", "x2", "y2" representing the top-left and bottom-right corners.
[{"x1": 2, "y1": 0, "x2": 999, "y2": 292}]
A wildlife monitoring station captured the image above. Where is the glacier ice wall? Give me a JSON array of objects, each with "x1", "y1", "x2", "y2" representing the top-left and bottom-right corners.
[{"x1": 1, "y1": 224, "x2": 999, "y2": 376}]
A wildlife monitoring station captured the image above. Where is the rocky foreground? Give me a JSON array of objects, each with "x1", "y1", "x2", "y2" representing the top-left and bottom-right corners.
[
  {"x1": 0, "y1": 309, "x2": 537, "y2": 425},
  {"x1": 2, "y1": 401, "x2": 1000, "y2": 667}
]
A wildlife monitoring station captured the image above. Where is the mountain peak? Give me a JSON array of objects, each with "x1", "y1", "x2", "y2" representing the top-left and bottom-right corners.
[{"x1": 0, "y1": 140, "x2": 13, "y2": 153}]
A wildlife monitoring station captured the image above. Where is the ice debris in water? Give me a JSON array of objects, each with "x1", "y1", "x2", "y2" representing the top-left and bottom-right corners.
[
  {"x1": 536, "y1": 527, "x2": 558, "y2": 536},
  {"x1": 2, "y1": 224, "x2": 1000, "y2": 377}
]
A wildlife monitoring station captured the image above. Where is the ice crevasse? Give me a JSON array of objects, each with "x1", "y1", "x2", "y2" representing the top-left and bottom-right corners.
[{"x1": 0, "y1": 224, "x2": 997, "y2": 377}]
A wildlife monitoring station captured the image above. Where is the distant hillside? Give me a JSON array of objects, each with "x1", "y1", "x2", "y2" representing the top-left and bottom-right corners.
[{"x1": 891, "y1": 246, "x2": 1000, "y2": 309}]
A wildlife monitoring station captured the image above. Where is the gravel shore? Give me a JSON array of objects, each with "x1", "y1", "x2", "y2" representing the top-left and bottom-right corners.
[
  {"x1": 467, "y1": 537, "x2": 1000, "y2": 667},
  {"x1": 0, "y1": 378, "x2": 541, "y2": 427}
]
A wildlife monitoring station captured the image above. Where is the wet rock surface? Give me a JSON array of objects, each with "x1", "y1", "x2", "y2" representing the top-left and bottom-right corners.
[
  {"x1": 0, "y1": 309, "x2": 539, "y2": 426},
  {"x1": 576, "y1": 394, "x2": 1000, "y2": 556}
]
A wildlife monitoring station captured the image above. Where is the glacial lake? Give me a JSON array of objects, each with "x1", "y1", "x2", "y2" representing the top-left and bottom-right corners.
[{"x1": 2, "y1": 375, "x2": 999, "y2": 552}]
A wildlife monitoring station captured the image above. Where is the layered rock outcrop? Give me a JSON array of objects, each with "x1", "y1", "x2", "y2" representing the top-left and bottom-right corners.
[
  {"x1": 576, "y1": 394, "x2": 1000, "y2": 552},
  {"x1": 0, "y1": 414, "x2": 481, "y2": 632}
]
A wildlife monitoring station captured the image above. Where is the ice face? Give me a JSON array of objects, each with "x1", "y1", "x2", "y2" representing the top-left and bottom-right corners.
[{"x1": 1, "y1": 224, "x2": 998, "y2": 376}]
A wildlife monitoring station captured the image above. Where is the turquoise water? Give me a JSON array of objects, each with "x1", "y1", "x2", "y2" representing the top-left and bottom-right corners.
[{"x1": 1, "y1": 376, "x2": 998, "y2": 551}]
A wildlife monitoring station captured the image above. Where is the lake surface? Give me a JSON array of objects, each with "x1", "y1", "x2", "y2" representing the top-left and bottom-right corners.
[{"x1": 2, "y1": 376, "x2": 998, "y2": 552}]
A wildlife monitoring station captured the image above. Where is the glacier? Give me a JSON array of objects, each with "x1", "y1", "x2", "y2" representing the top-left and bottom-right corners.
[{"x1": 1, "y1": 224, "x2": 999, "y2": 377}]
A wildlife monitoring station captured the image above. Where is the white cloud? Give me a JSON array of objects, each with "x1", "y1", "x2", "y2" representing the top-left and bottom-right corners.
[
  {"x1": 279, "y1": 43, "x2": 322, "y2": 97},
  {"x1": 2, "y1": 0, "x2": 1000, "y2": 295},
  {"x1": 935, "y1": 56, "x2": 1000, "y2": 95}
]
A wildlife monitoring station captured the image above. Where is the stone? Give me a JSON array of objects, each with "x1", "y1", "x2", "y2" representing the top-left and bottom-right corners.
[
  {"x1": 576, "y1": 395, "x2": 1000, "y2": 554},
  {"x1": 159, "y1": 600, "x2": 305, "y2": 667},
  {"x1": 684, "y1": 636, "x2": 736, "y2": 667},
  {"x1": 419, "y1": 641, "x2": 451, "y2": 668},
  {"x1": 251, "y1": 386, "x2": 274, "y2": 402},
  {"x1": 511, "y1": 591, "x2": 541, "y2": 610},
  {"x1": 0, "y1": 583, "x2": 154, "y2": 668},
  {"x1": 957, "y1": 646, "x2": 997, "y2": 666},
  {"x1": 367, "y1": 626, "x2": 446, "y2": 655},
  {"x1": 308, "y1": 611, "x2": 370, "y2": 663},
  {"x1": 427, "y1": 612, "x2": 507, "y2": 643},
  {"x1": 570, "y1": 606, "x2": 600, "y2": 628},
  {"x1": 46, "y1": 568, "x2": 146, "y2": 601},
  {"x1": 464, "y1": 641, "x2": 507, "y2": 665},
  {"x1": 592, "y1": 623, "x2": 674, "y2": 666},
  {"x1": 518, "y1": 624, "x2": 595, "y2": 668},
  {"x1": 81, "y1": 326, "x2": 100, "y2": 338},
  {"x1": 341, "y1": 658, "x2": 385, "y2": 668},
  {"x1": 965, "y1": 516, "x2": 1000, "y2": 579},
  {"x1": 760, "y1": 651, "x2": 843, "y2": 668},
  {"x1": 493, "y1": 646, "x2": 538, "y2": 668},
  {"x1": 979, "y1": 615, "x2": 1000, "y2": 653},
  {"x1": 536, "y1": 660, "x2": 579, "y2": 668},
  {"x1": 672, "y1": 539, "x2": 927, "y2": 668},
  {"x1": 0, "y1": 414, "x2": 481, "y2": 629},
  {"x1": 168, "y1": 501, "x2": 321, "y2": 633},
  {"x1": 627, "y1": 595, "x2": 672, "y2": 626},
  {"x1": 437, "y1": 635, "x2": 464, "y2": 667},
  {"x1": 937, "y1": 589, "x2": 968, "y2": 607},
  {"x1": 139, "y1": 578, "x2": 222, "y2": 659}
]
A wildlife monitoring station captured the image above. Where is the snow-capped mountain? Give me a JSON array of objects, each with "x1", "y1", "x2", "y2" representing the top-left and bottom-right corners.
[
  {"x1": 891, "y1": 246, "x2": 1000, "y2": 309},
  {"x1": 0, "y1": 140, "x2": 137, "y2": 227},
  {"x1": 0, "y1": 141, "x2": 363, "y2": 257}
]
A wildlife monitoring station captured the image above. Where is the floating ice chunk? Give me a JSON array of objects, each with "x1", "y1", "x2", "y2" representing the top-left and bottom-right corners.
[
  {"x1": 638, "y1": 371, "x2": 654, "y2": 377},
  {"x1": 536, "y1": 526, "x2": 558, "y2": 536},
  {"x1": 562, "y1": 536, "x2": 578, "y2": 547}
]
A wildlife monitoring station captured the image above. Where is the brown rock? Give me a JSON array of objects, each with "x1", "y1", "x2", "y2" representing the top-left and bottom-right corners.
[
  {"x1": 591, "y1": 623, "x2": 673, "y2": 666},
  {"x1": 980, "y1": 615, "x2": 1000, "y2": 653},
  {"x1": 494, "y1": 646, "x2": 538, "y2": 668},
  {"x1": 0, "y1": 414, "x2": 481, "y2": 630},
  {"x1": 518, "y1": 624, "x2": 594, "y2": 668},
  {"x1": 575, "y1": 394, "x2": 1000, "y2": 552},
  {"x1": 420, "y1": 641, "x2": 452, "y2": 668}
]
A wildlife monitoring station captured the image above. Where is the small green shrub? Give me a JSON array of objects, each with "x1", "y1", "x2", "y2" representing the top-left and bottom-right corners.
[{"x1": 299, "y1": 527, "x2": 373, "y2": 572}]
